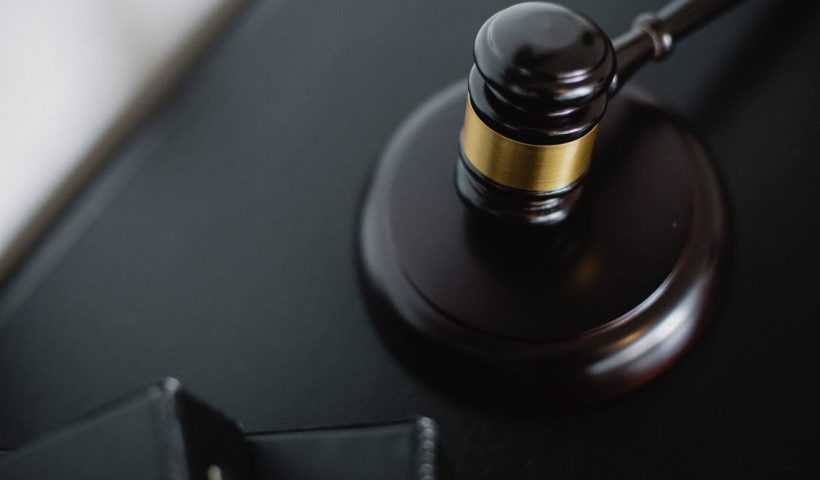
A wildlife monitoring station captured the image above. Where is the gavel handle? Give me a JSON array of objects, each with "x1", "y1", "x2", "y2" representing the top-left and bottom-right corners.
[{"x1": 610, "y1": 0, "x2": 745, "y2": 94}]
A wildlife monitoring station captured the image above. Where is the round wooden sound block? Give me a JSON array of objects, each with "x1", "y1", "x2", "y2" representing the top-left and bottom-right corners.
[{"x1": 359, "y1": 82, "x2": 729, "y2": 402}]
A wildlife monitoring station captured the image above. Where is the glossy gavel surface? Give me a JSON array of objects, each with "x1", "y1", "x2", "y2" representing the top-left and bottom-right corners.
[{"x1": 1, "y1": 1, "x2": 819, "y2": 478}]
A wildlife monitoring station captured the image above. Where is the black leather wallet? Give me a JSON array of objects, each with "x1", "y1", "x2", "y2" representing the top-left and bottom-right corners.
[{"x1": 0, "y1": 378, "x2": 449, "y2": 480}]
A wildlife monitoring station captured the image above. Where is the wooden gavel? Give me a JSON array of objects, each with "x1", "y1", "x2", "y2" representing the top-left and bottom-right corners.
[{"x1": 360, "y1": 0, "x2": 738, "y2": 402}]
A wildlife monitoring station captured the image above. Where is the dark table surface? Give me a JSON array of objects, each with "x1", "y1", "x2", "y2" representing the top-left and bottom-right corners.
[{"x1": 1, "y1": 0, "x2": 819, "y2": 477}]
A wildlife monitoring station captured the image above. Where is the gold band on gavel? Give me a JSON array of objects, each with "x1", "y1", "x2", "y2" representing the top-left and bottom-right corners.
[{"x1": 460, "y1": 98, "x2": 598, "y2": 192}]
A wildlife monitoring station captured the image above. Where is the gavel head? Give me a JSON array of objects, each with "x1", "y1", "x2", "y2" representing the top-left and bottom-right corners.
[{"x1": 457, "y1": 2, "x2": 616, "y2": 224}]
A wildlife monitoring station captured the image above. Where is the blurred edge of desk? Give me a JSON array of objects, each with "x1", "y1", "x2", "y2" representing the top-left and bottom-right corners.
[{"x1": 0, "y1": 0, "x2": 245, "y2": 284}]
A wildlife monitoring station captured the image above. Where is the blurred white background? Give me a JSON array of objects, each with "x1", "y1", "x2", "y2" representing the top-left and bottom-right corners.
[{"x1": 0, "y1": 0, "x2": 240, "y2": 278}]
